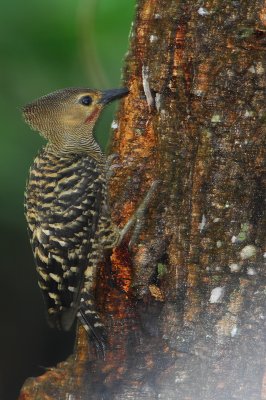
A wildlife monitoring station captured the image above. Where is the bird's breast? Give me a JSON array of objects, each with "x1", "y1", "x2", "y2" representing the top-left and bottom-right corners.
[{"x1": 25, "y1": 148, "x2": 105, "y2": 222}]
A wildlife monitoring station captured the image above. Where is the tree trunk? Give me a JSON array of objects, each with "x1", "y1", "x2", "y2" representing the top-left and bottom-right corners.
[{"x1": 19, "y1": 1, "x2": 266, "y2": 399}]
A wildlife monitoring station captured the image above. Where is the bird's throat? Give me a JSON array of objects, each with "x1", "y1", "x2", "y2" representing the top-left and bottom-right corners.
[{"x1": 85, "y1": 106, "x2": 101, "y2": 124}]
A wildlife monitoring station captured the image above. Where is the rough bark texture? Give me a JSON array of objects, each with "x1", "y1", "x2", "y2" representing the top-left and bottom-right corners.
[{"x1": 19, "y1": 1, "x2": 265, "y2": 399}]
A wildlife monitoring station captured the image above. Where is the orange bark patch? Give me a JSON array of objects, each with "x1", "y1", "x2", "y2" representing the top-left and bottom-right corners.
[
  {"x1": 195, "y1": 63, "x2": 211, "y2": 95},
  {"x1": 116, "y1": 81, "x2": 157, "y2": 161},
  {"x1": 259, "y1": 3, "x2": 266, "y2": 27},
  {"x1": 173, "y1": 25, "x2": 186, "y2": 72},
  {"x1": 110, "y1": 246, "x2": 132, "y2": 295}
]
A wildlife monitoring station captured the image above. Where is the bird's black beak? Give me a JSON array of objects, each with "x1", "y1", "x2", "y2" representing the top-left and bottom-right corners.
[{"x1": 99, "y1": 88, "x2": 129, "y2": 105}]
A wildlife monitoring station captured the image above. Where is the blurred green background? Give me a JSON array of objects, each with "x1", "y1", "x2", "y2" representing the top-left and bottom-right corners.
[{"x1": 0, "y1": 0, "x2": 135, "y2": 398}]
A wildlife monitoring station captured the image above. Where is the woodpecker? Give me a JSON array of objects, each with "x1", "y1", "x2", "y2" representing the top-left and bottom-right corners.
[{"x1": 23, "y1": 87, "x2": 129, "y2": 346}]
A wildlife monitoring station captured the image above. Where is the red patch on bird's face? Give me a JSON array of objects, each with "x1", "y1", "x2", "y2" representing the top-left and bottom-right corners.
[{"x1": 84, "y1": 107, "x2": 100, "y2": 124}]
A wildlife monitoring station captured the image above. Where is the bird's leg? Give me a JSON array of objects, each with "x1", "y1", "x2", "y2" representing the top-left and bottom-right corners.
[
  {"x1": 105, "y1": 154, "x2": 158, "y2": 249},
  {"x1": 117, "y1": 180, "x2": 159, "y2": 249}
]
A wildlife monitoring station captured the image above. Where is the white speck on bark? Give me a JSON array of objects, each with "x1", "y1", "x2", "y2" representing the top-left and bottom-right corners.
[
  {"x1": 193, "y1": 89, "x2": 204, "y2": 97},
  {"x1": 198, "y1": 7, "x2": 210, "y2": 16},
  {"x1": 209, "y1": 287, "x2": 225, "y2": 303},
  {"x1": 111, "y1": 120, "x2": 118, "y2": 129},
  {"x1": 231, "y1": 326, "x2": 238, "y2": 337},
  {"x1": 244, "y1": 110, "x2": 254, "y2": 117},
  {"x1": 227, "y1": 69, "x2": 234, "y2": 77},
  {"x1": 150, "y1": 35, "x2": 158, "y2": 43},
  {"x1": 211, "y1": 114, "x2": 222, "y2": 123},
  {"x1": 155, "y1": 93, "x2": 161, "y2": 111},
  {"x1": 247, "y1": 267, "x2": 256, "y2": 276},
  {"x1": 240, "y1": 245, "x2": 256, "y2": 260},
  {"x1": 66, "y1": 394, "x2": 75, "y2": 400},
  {"x1": 142, "y1": 65, "x2": 154, "y2": 107},
  {"x1": 255, "y1": 61, "x2": 264, "y2": 75},
  {"x1": 229, "y1": 263, "x2": 241, "y2": 273},
  {"x1": 248, "y1": 65, "x2": 256, "y2": 73},
  {"x1": 160, "y1": 109, "x2": 167, "y2": 120},
  {"x1": 199, "y1": 214, "x2": 206, "y2": 232},
  {"x1": 129, "y1": 21, "x2": 135, "y2": 39},
  {"x1": 216, "y1": 240, "x2": 222, "y2": 248},
  {"x1": 231, "y1": 236, "x2": 237, "y2": 243}
]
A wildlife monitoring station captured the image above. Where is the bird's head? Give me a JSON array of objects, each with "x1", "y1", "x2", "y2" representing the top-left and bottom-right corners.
[{"x1": 22, "y1": 87, "x2": 128, "y2": 158}]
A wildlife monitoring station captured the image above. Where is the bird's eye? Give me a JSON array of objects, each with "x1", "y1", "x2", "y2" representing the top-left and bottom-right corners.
[{"x1": 80, "y1": 96, "x2": 92, "y2": 106}]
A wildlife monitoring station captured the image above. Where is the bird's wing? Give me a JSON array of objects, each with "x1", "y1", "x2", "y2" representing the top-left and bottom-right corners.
[{"x1": 25, "y1": 155, "x2": 103, "y2": 330}]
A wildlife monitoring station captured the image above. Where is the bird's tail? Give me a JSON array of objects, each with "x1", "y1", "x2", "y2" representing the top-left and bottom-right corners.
[{"x1": 77, "y1": 291, "x2": 107, "y2": 357}]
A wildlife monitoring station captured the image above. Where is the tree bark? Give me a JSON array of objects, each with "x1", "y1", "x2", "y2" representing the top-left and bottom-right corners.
[{"x1": 19, "y1": 1, "x2": 266, "y2": 399}]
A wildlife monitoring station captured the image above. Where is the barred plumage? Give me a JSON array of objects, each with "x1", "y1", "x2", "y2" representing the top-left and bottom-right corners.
[{"x1": 23, "y1": 87, "x2": 128, "y2": 345}]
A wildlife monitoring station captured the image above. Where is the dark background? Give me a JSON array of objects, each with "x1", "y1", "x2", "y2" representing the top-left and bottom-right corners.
[{"x1": 0, "y1": 1, "x2": 135, "y2": 398}]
